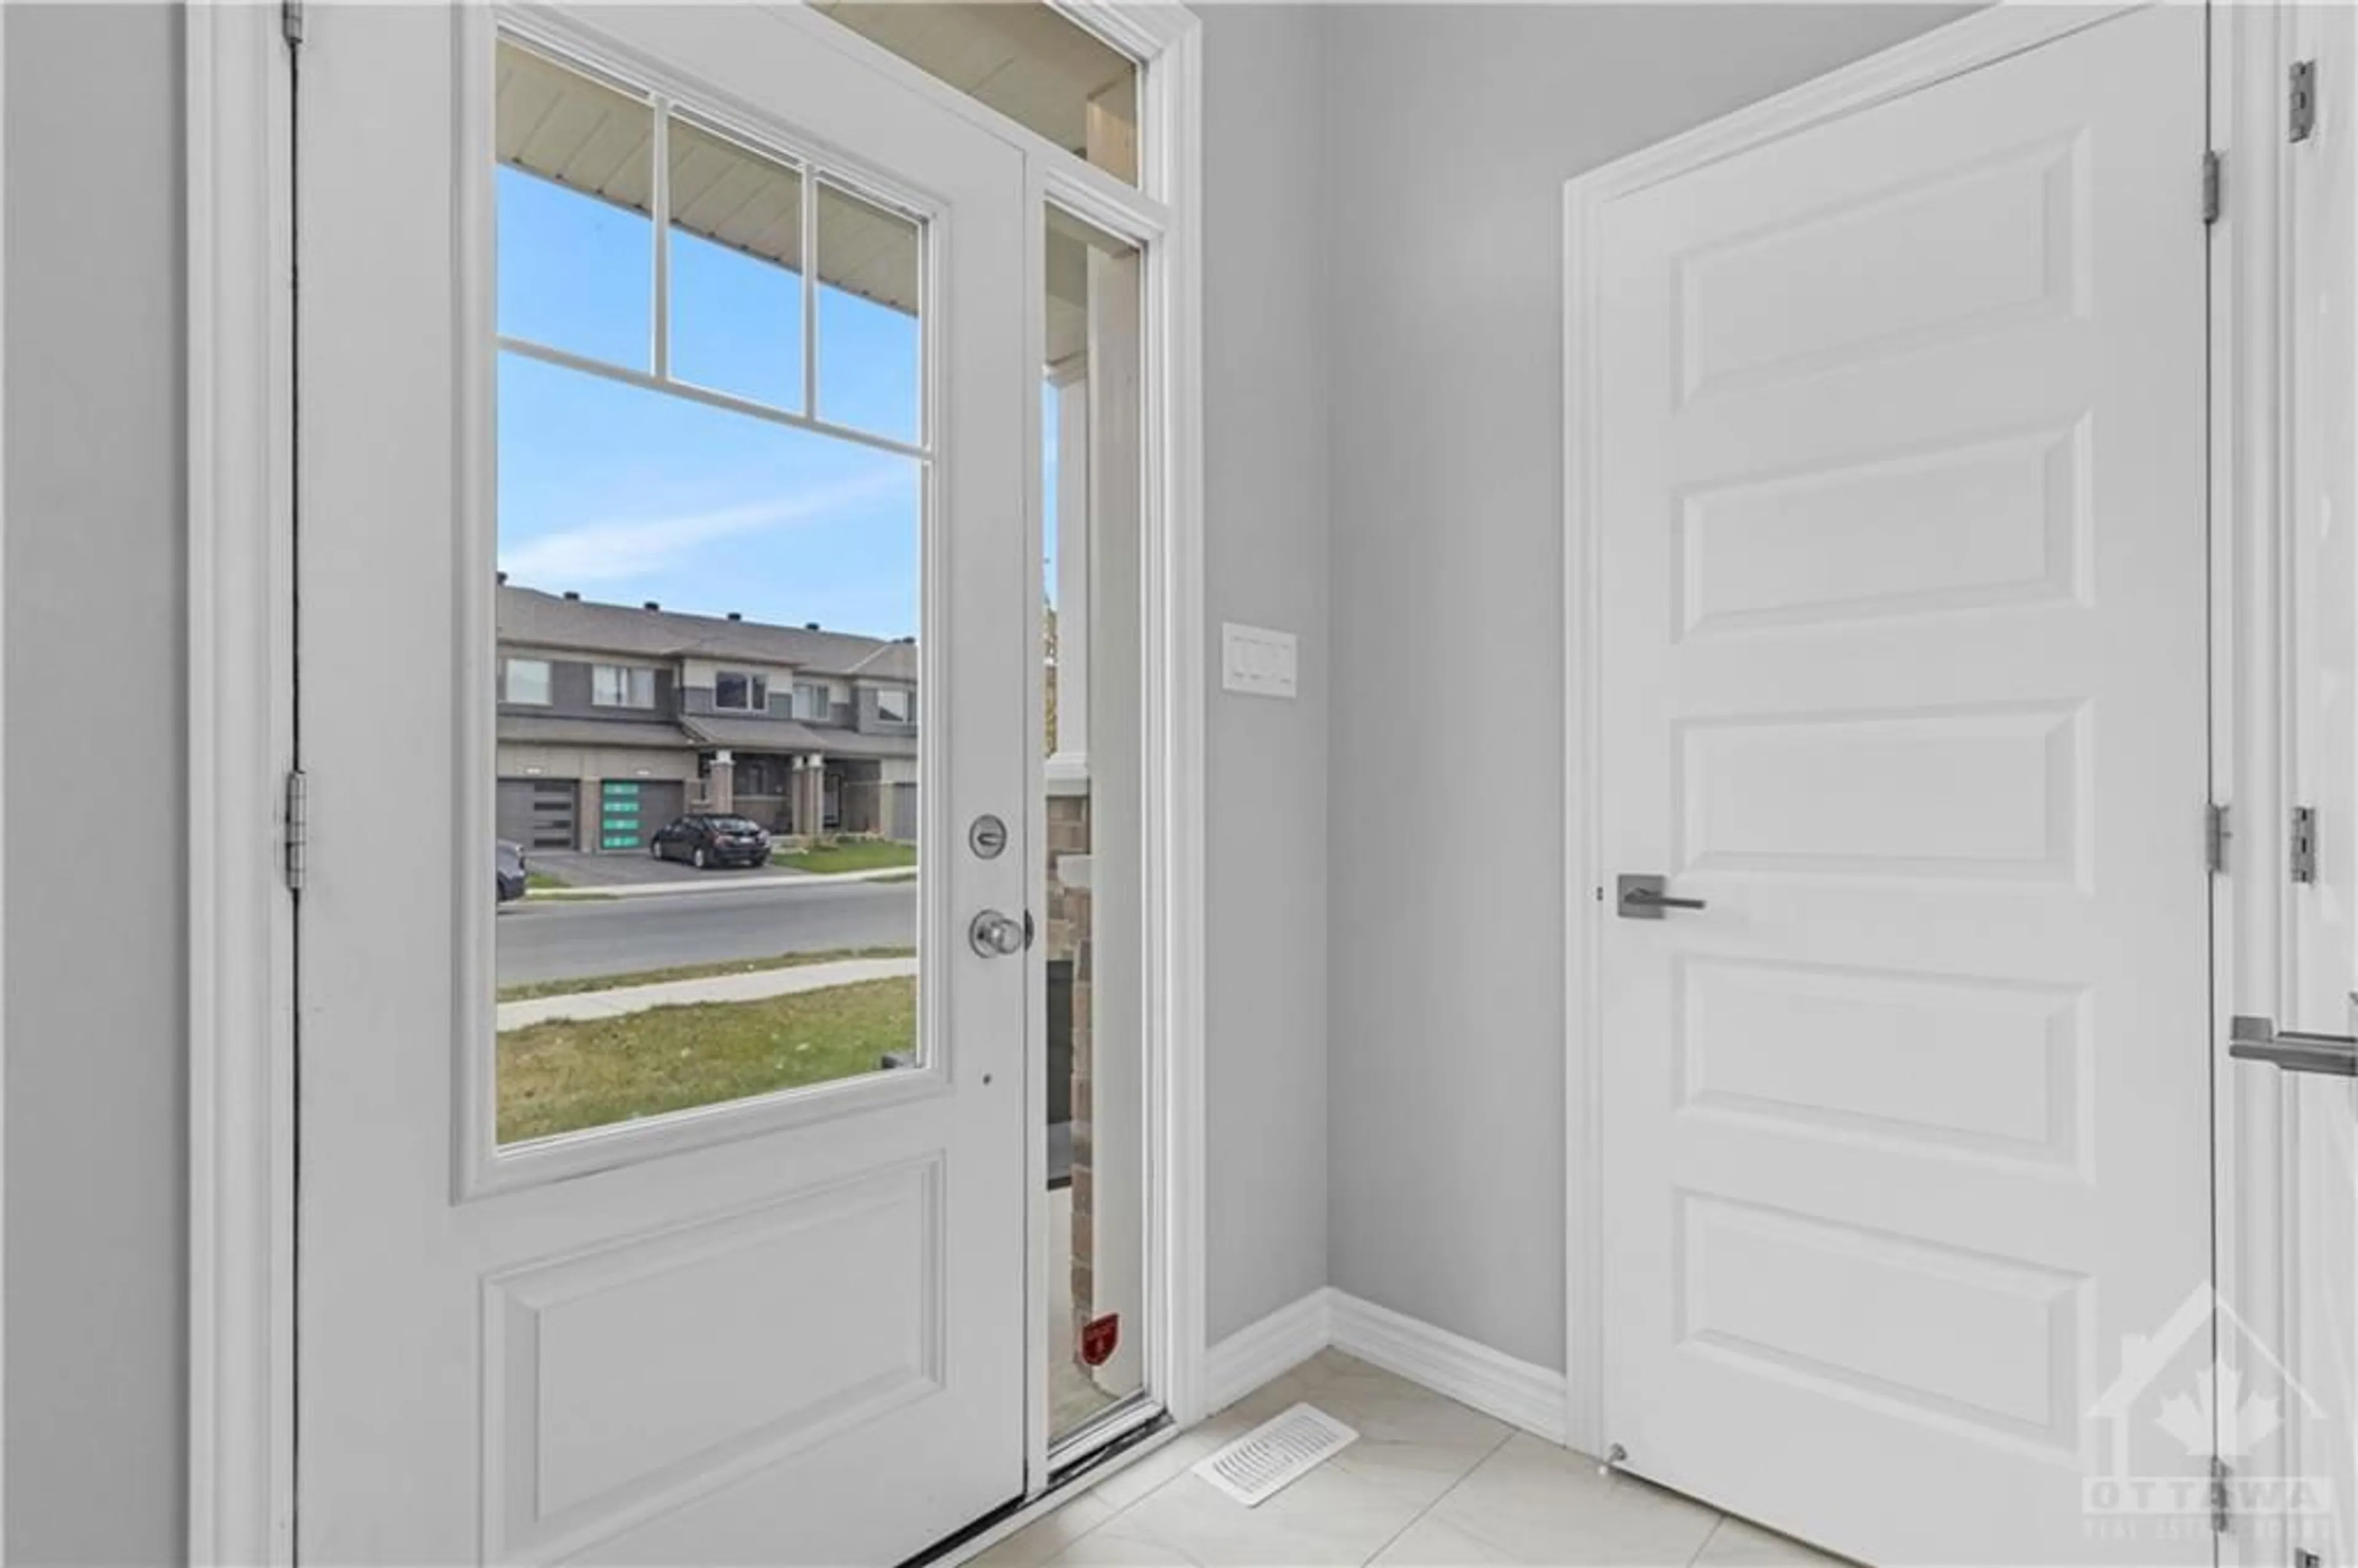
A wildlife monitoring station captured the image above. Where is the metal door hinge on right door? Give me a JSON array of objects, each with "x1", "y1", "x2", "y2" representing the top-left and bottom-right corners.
[{"x1": 283, "y1": 769, "x2": 308, "y2": 892}]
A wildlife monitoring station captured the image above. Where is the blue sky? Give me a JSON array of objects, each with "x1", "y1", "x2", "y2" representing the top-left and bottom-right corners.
[{"x1": 496, "y1": 165, "x2": 1056, "y2": 641}]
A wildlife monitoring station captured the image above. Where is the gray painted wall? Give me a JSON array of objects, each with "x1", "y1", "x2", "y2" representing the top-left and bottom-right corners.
[
  {"x1": 1199, "y1": 4, "x2": 1332, "y2": 1343},
  {"x1": 1321, "y1": 4, "x2": 1974, "y2": 1372},
  {"x1": 5, "y1": 6, "x2": 190, "y2": 1562}
]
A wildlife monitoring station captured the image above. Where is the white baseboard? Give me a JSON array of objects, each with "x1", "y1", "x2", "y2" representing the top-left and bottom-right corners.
[
  {"x1": 1202, "y1": 1289, "x2": 1333, "y2": 1414},
  {"x1": 1202, "y1": 1287, "x2": 1569, "y2": 1447},
  {"x1": 1329, "y1": 1292, "x2": 1568, "y2": 1445}
]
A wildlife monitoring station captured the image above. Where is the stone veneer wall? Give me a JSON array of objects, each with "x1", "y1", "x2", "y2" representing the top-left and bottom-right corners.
[{"x1": 1045, "y1": 789, "x2": 1095, "y2": 1351}]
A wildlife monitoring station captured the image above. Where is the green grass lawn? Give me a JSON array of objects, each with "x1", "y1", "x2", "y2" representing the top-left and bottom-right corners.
[
  {"x1": 497, "y1": 976, "x2": 916, "y2": 1144},
  {"x1": 525, "y1": 870, "x2": 569, "y2": 891},
  {"x1": 497, "y1": 945, "x2": 914, "y2": 1004},
  {"x1": 773, "y1": 839, "x2": 919, "y2": 875}
]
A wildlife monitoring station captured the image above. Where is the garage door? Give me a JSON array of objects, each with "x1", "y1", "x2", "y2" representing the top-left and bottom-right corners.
[
  {"x1": 495, "y1": 778, "x2": 575, "y2": 851},
  {"x1": 595, "y1": 778, "x2": 682, "y2": 852}
]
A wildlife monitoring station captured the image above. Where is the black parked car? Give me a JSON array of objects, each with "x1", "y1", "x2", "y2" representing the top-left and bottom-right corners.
[
  {"x1": 650, "y1": 813, "x2": 772, "y2": 869},
  {"x1": 496, "y1": 839, "x2": 529, "y2": 903}
]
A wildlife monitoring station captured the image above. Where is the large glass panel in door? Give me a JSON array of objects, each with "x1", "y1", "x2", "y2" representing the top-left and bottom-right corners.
[{"x1": 492, "y1": 40, "x2": 927, "y2": 1146}]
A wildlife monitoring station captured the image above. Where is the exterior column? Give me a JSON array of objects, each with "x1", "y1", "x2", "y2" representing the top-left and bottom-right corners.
[
  {"x1": 804, "y1": 753, "x2": 827, "y2": 838},
  {"x1": 1046, "y1": 360, "x2": 1090, "y2": 786},
  {"x1": 706, "y1": 751, "x2": 735, "y2": 815}
]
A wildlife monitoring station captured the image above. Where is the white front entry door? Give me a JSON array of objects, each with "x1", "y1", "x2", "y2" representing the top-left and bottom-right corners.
[
  {"x1": 295, "y1": 7, "x2": 1030, "y2": 1563},
  {"x1": 1593, "y1": 9, "x2": 2211, "y2": 1564}
]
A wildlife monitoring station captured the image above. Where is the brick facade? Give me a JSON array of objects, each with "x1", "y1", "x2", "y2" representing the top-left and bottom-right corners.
[{"x1": 1045, "y1": 789, "x2": 1095, "y2": 1357}]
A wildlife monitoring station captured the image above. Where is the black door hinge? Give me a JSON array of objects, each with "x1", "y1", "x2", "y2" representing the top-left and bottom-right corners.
[
  {"x1": 2292, "y1": 60, "x2": 2317, "y2": 143},
  {"x1": 2209, "y1": 1455, "x2": 2230, "y2": 1535},
  {"x1": 2202, "y1": 150, "x2": 2223, "y2": 225},
  {"x1": 2292, "y1": 805, "x2": 2318, "y2": 884},
  {"x1": 282, "y1": 0, "x2": 305, "y2": 49},
  {"x1": 2208, "y1": 801, "x2": 2230, "y2": 874},
  {"x1": 284, "y1": 769, "x2": 309, "y2": 893}
]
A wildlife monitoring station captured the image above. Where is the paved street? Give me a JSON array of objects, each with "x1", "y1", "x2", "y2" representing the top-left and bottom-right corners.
[{"x1": 495, "y1": 878, "x2": 917, "y2": 987}]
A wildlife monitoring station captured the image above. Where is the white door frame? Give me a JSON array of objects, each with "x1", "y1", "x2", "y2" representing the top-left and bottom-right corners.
[
  {"x1": 182, "y1": 4, "x2": 1204, "y2": 1560},
  {"x1": 2211, "y1": 2, "x2": 2353, "y2": 1560},
  {"x1": 1561, "y1": 1, "x2": 2297, "y2": 1515},
  {"x1": 185, "y1": 6, "x2": 297, "y2": 1561},
  {"x1": 0, "y1": 7, "x2": 12, "y2": 1555}
]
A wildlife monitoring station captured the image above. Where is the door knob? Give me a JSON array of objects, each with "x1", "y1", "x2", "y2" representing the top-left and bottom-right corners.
[
  {"x1": 1616, "y1": 873, "x2": 1707, "y2": 920},
  {"x1": 2228, "y1": 1012, "x2": 2358, "y2": 1077},
  {"x1": 968, "y1": 909, "x2": 1030, "y2": 957}
]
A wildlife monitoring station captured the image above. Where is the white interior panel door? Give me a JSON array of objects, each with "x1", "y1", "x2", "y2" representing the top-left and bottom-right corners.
[
  {"x1": 1594, "y1": 10, "x2": 2212, "y2": 1564},
  {"x1": 296, "y1": 7, "x2": 1029, "y2": 1563}
]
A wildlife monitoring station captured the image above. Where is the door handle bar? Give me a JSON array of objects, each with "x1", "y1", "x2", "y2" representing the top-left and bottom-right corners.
[
  {"x1": 2229, "y1": 1013, "x2": 2358, "y2": 1077},
  {"x1": 1616, "y1": 873, "x2": 1706, "y2": 919}
]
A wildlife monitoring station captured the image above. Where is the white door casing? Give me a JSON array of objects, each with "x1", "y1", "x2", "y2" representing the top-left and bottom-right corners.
[
  {"x1": 295, "y1": 6, "x2": 1029, "y2": 1563},
  {"x1": 2280, "y1": 2, "x2": 2358, "y2": 1559},
  {"x1": 1582, "y1": 8, "x2": 2211, "y2": 1564},
  {"x1": 2287, "y1": 0, "x2": 2358, "y2": 1048}
]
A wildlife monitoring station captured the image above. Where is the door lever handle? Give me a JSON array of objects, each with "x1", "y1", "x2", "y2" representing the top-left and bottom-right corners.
[
  {"x1": 2229, "y1": 1014, "x2": 2358, "y2": 1077},
  {"x1": 1616, "y1": 873, "x2": 1707, "y2": 920}
]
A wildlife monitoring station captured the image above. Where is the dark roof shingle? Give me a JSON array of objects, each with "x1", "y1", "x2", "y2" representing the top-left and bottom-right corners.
[
  {"x1": 498, "y1": 584, "x2": 917, "y2": 681},
  {"x1": 683, "y1": 715, "x2": 917, "y2": 759},
  {"x1": 496, "y1": 714, "x2": 693, "y2": 749}
]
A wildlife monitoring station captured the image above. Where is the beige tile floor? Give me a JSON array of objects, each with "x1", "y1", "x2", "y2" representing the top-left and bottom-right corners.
[{"x1": 978, "y1": 1353, "x2": 1843, "y2": 1568}]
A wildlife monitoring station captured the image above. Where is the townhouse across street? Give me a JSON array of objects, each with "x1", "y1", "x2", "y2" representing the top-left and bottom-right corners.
[{"x1": 494, "y1": 581, "x2": 920, "y2": 853}]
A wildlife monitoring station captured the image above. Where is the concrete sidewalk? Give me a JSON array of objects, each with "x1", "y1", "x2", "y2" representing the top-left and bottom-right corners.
[{"x1": 497, "y1": 955, "x2": 919, "y2": 1030}]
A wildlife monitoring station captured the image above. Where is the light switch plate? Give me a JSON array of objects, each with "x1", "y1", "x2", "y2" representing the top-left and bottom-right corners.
[{"x1": 1222, "y1": 623, "x2": 1298, "y2": 699}]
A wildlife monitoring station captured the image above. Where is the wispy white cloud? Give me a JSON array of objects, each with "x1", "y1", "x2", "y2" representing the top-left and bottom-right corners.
[{"x1": 498, "y1": 470, "x2": 908, "y2": 586}]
